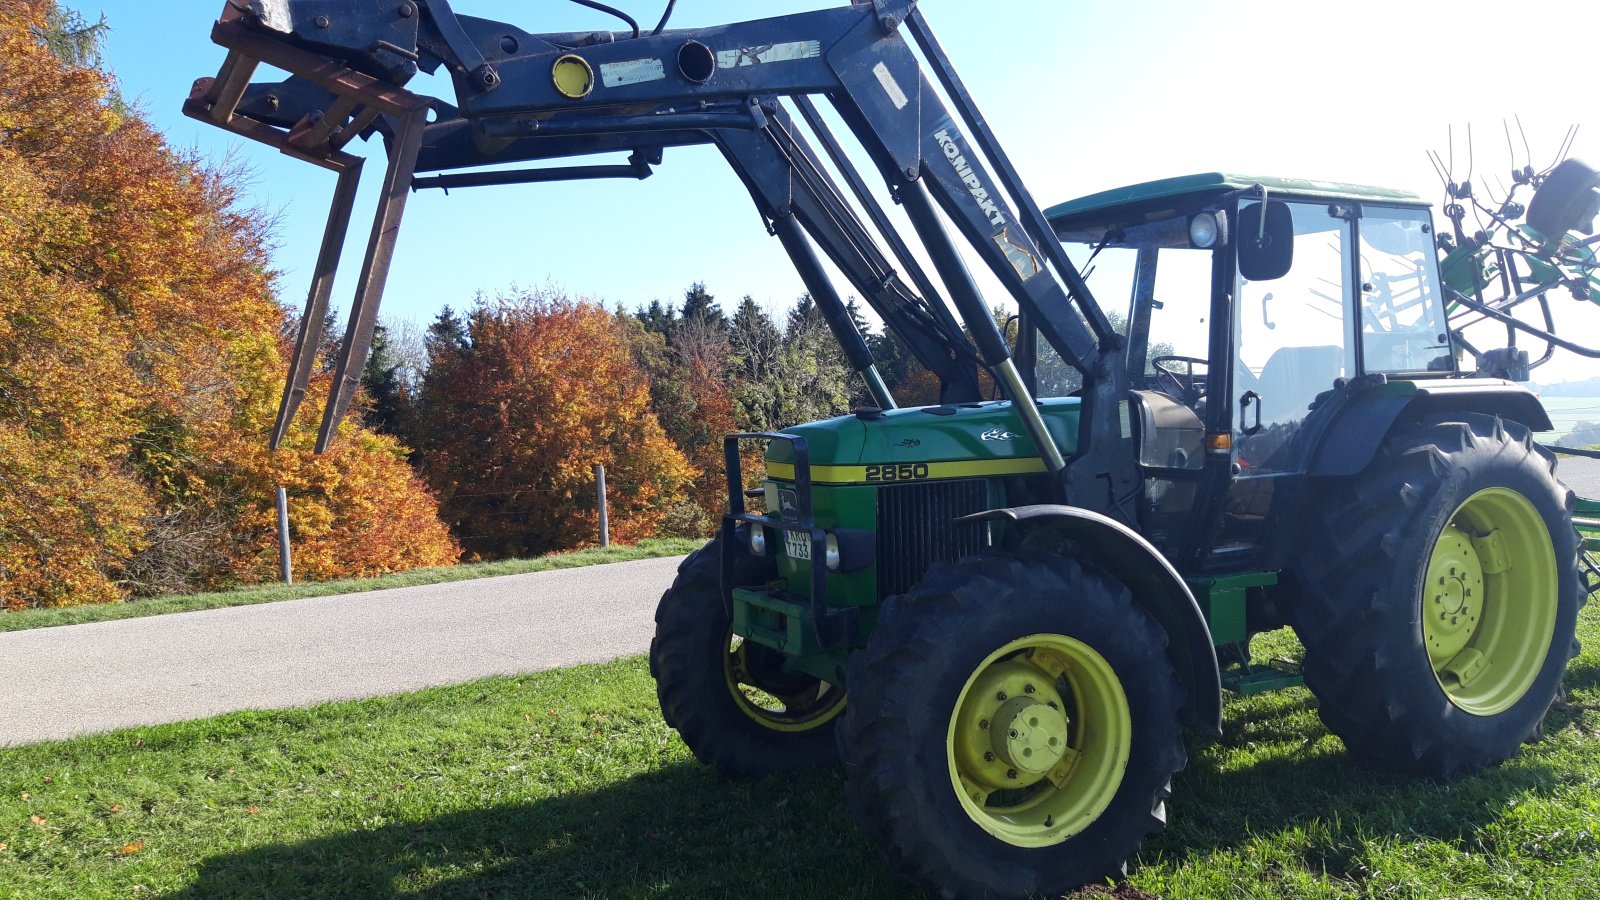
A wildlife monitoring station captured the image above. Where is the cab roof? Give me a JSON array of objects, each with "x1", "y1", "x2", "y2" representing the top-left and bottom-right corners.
[{"x1": 1045, "y1": 173, "x2": 1428, "y2": 235}]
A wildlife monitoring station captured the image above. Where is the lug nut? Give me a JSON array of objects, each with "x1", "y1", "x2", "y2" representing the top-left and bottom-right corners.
[
  {"x1": 978, "y1": 719, "x2": 989, "y2": 730},
  {"x1": 1024, "y1": 684, "x2": 1036, "y2": 694},
  {"x1": 996, "y1": 691, "x2": 1007, "y2": 701},
  {"x1": 1006, "y1": 769, "x2": 1018, "y2": 779},
  {"x1": 983, "y1": 751, "x2": 995, "y2": 762}
]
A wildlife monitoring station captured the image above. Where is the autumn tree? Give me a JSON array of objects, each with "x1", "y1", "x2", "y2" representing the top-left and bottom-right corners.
[
  {"x1": 869, "y1": 328, "x2": 943, "y2": 407},
  {"x1": 420, "y1": 290, "x2": 693, "y2": 558},
  {"x1": 664, "y1": 314, "x2": 739, "y2": 529},
  {"x1": 0, "y1": 1, "x2": 457, "y2": 608}
]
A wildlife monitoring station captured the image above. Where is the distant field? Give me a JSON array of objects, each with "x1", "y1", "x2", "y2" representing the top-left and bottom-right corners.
[{"x1": 1542, "y1": 397, "x2": 1600, "y2": 441}]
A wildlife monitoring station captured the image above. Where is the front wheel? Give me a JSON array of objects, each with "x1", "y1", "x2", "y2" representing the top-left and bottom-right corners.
[
  {"x1": 1292, "y1": 415, "x2": 1583, "y2": 777},
  {"x1": 840, "y1": 550, "x2": 1186, "y2": 899},
  {"x1": 650, "y1": 533, "x2": 845, "y2": 778}
]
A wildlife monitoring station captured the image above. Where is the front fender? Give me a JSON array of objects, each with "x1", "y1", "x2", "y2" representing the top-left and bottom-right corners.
[{"x1": 959, "y1": 504, "x2": 1223, "y2": 737}]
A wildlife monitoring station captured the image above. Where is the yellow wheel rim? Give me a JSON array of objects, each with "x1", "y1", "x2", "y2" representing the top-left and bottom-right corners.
[
  {"x1": 722, "y1": 634, "x2": 846, "y2": 733},
  {"x1": 1421, "y1": 487, "x2": 1558, "y2": 715},
  {"x1": 946, "y1": 634, "x2": 1131, "y2": 848}
]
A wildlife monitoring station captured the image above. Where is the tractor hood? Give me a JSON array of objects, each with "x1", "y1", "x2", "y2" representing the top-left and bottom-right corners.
[{"x1": 765, "y1": 399, "x2": 1081, "y2": 485}]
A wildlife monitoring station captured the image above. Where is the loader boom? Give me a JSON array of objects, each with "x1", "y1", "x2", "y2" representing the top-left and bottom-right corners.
[{"x1": 185, "y1": 0, "x2": 1139, "y2": 513}]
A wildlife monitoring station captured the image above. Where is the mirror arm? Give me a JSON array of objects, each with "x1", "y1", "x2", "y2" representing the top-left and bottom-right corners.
[{"x1": 1254, "y1": 184, "x2": 1269, "y2": 246}]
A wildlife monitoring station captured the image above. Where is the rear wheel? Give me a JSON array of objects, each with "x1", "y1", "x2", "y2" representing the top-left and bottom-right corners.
[
  {"x1": 841, "y1": 550, "x2": 1185, "y2": 899},
  {"x1": 1293, "y1": 415, "x2": 1582, "y2": 777},
  {"x1": 650, "y1": 533, "x2": 845, "y2": 777}
]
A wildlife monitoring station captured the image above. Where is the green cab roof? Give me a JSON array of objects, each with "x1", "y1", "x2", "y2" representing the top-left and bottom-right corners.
[{"x1": 1045, "y1": 173, "x2": 1427, "y2": 234}]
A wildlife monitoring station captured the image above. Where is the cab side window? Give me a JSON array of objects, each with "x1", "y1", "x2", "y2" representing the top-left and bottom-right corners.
[{"x1": 1358, "y1": 207, "x2": 1451, "y2": 373}]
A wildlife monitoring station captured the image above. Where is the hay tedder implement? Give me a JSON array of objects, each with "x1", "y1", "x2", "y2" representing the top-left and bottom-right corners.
[{"x1": 188, "y1": 1, "x2": 1600, "y2": 895}]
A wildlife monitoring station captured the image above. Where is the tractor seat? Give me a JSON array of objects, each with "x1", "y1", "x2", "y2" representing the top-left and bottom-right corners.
[
  {"x1": 1253, "y1": 345, "x2": 1344, "y2": 424},
  {"x1": 1131, "y1": 390, "x2": 1205, "y2": 470}
]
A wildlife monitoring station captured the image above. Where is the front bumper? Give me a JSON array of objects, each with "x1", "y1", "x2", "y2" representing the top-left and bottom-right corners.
[{"x1": 722, "y1": 432, "x2": 860, "y2": 652}]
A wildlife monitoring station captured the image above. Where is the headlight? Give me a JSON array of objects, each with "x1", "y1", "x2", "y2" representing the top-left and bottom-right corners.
[
  {"x1": 825, "y1": 532, "x2": 841, "y2": 571},
  {"x1": 1189, "y1": 212, "x2": 1220, "y2": 249},
  {"x1": 748, "y1": 527, "x2": 766, "y2": 557}
]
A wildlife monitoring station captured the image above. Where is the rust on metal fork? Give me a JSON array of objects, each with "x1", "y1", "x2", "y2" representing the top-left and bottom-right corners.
[{"x1": 184, "y1": 4, "x2": 432, "y2": 450}]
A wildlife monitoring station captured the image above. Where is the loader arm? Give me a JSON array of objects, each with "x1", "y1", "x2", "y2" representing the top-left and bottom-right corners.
[{"x1": 186, "y1": 0, "x2": 1138, "y2": 512}]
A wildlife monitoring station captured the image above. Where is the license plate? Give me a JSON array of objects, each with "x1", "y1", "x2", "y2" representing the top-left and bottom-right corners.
[{"x1": 784, "y1": 530, "x2": 812, "y2": 560}]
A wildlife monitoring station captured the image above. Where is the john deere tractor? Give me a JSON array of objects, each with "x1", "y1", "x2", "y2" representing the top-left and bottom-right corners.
[
  {"x1": 652, "y1": 171, "x2": 1598, "y2": 895},
  {"x1": 186, "y1": 1, "x2": 1600, "y2": 896}
]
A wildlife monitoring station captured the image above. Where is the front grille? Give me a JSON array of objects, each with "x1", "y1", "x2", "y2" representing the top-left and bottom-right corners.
[{"x1": 876, "y1": 479, "x2": 988, "y2": 597}]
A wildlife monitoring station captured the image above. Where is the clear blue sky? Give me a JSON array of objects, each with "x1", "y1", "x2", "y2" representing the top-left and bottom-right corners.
[{"x1": 81, "y1": 0, "x2": 1599, "y2": 381}]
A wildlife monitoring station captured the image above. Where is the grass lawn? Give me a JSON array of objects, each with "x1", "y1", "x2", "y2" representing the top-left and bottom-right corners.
[
  {"x1": 0, "y1": 538, "x2": 702, "y2": 635},
  {"x1": 1, "y1": 607, "x2": 1597, "y2": 898}
]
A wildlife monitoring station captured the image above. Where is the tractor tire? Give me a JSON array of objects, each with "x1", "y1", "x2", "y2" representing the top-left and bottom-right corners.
[
  {"x1": 839, "y1": 550, "x2": 1186, "y2": 899},
  {"x1": 1527, "y1": 158, "x2": 1600, "y2": 239},
  {"x1": 649, "y1": 532, "x2": 845, "y2": 778},
  {"x1": 1292, "y1": 414, "x2": 1583, "y2": 778}
]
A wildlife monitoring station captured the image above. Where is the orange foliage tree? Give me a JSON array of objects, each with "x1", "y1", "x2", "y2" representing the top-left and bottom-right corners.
[
  {"x1": 619, "y1": 311, "x2": 741, "y2": 534},
  {"x1": 0, "y1": 2, "x2": 456, "y2": 609},
  {"x1": 418, "y1": 291, "x2": 693, "y2": 558}
]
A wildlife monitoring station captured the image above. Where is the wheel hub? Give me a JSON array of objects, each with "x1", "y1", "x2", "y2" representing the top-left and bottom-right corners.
[
  {"x1": 1424, "y1": 523, "x2": 1484, "y2": 669},
  {"x1": 992, "y1": 696, "x2": 1069, "y2": 776},
  {"x1": 950, "y1": 659, "x2": 1069, "y2": 791}
]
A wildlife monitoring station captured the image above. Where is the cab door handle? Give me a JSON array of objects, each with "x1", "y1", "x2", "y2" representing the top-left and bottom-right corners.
[{"x1": 1240, "y1": 391, "x2": 1263, "y2": 436}]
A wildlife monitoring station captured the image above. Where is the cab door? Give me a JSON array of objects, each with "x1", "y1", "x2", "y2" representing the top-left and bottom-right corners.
[{"x1": 1208, "y1": 201, "x2": 1355, "y2": 562}]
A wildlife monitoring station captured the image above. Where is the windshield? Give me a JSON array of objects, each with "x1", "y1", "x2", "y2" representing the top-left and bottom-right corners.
[{"x1": 1049, "y1": 215, "x2": 1212, "y2": 393}]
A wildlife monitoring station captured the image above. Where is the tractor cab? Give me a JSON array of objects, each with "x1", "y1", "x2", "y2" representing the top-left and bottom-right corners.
[{"x1": 1046, "y1": 175, "x2": 1458, "y2": 567}]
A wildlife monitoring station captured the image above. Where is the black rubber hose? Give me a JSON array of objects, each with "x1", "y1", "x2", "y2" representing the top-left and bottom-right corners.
[
  {"x1": 651, "y1": 0, "x2": 676, "y2": 35},
  {"x1": 565, "y1": 0, "x2": 639, "y2": 38}
]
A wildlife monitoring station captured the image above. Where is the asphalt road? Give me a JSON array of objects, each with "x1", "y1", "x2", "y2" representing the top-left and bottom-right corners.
[
  {"x1": 1559, "y1": 454, "x2": 1600, "y2": 500},
  {"x1": 0, "y1": 555, "x2": 686, "y2": 747},
  {"x1": 2, "y1": 458, "x2": 1594, "y2": 750}
]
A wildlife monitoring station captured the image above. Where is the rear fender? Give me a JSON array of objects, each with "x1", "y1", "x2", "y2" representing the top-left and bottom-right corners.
[
  {"x1": 959, "y1": 504, "x2": 1223, "y2": 737},
  {"x1": 1308, "y1": 380, "x2": 1552, "y2": 477}
]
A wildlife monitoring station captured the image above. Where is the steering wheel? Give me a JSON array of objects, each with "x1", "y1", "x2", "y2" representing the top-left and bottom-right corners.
[{"x1": 1151, "y1": 355, "x2": 1209, "y2": 405}]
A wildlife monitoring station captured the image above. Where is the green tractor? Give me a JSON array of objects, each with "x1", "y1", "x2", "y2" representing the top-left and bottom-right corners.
[
  {"x1": 652, "y1": 171, "x2": 1600, "y2": 897},
  {"x1": 181, "y1": 2, "x2": 1600, "y2": 893}
]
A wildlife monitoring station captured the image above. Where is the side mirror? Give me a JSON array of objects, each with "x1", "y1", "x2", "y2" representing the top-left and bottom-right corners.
[{"x1": 1238, "y1": 200, "x2": 1294, "y2": 281}]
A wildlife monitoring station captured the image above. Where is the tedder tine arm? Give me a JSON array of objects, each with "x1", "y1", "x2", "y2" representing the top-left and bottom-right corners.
[{"x1": 316, "y1": 107, "x2": 429, "y2": 453}]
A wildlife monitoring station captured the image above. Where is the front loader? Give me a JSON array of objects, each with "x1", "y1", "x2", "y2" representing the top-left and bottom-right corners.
[{"x1": 186, "y1": 2, "x2": 1600, "y2": 896}]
